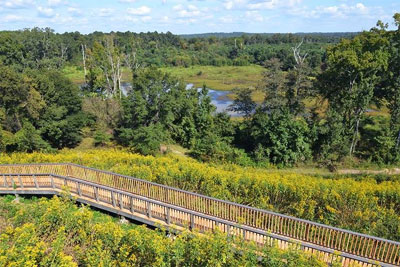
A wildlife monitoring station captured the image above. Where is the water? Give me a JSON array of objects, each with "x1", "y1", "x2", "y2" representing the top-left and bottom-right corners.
[
  {"x1": 186, "y1": 84, "x2": 240, "y2": 116},
  {"x1": 85, "y1": 82, "x2": 240, "y2": 116}
]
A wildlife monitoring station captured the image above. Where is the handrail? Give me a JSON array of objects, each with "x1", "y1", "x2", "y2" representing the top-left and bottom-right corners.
[
  {"x1": 0, "y1": 173, "x2": 392, "y2": 267},
  {"x1": 0, "y1": 163, "x2": 399, "y2": 266}
]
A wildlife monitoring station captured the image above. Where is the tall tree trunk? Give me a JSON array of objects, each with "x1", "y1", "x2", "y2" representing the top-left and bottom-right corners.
[
  {"x1": 350, "y1": 116, "x2": 361, "y2": 156},
  {"x1": 81, "y1": 44, "x2": 87, "y2": 82}
]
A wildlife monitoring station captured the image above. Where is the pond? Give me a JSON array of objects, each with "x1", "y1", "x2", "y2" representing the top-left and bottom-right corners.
[
  {"x1": 83, "y1": 82, "x2": 241, "y2": 117},
  {"x1": 185, "y1": 84, "x2": 240, "y2": 117},
  {"x1": 117, "y1": 82, "x2": 240, "y2": 116}
]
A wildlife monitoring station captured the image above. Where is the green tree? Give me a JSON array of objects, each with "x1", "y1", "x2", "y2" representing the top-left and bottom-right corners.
[
  {"x1": 250, "y1": 108, "x2": 311, "y2": 166},
  {"x1": 228, "y1": 88, "x2": 256, "y2": 118},
  {"x1": 117, "y1": 68, "x2": 215, "y2": 151},
  {"x1": 377, "y1": 14, "x2": 400, "y2": 158},
  {"x1": 260, "y1": 58, "x2": 286, "y2": 112},
  {"x1": 317, "y1": 30, "x2": 389, "y2": 157},
  {"x1": 12, "y1": 121, "x2": 51, "y2": 152}
]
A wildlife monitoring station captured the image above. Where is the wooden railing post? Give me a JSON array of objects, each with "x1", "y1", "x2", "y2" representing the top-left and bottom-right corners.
[
  {"x1": 51, "y1": 176, "x2": 55, "y2": 189},
  {"x1": 111, "y1": 191, "x2": 116, "y2": 207},
  {"x1": 130, "y1": 197, "x2": 134, "y2": 213},
  {"x1": 147, "y1": 201, "x2": 152, "y2": 218},
  {"x1": 3, "y1": 175, "x2": 7, "y2": 188},
  {"x1": 95, "y1": 187, "x2": 99, "y2": 202},
  {"x1": 166, "y1": 207, "x2": 170, "y2": 224},
  {"x1": 18, "y1": 175, "x2": 24, "y2": 189},
  {"x1": 119, "y1": 193, "x2": 123, "y2": 209},
  {"x1": 33, "y1": 175, "x2": 39, "y2": 189},
  {"x1": 77, "y1": 182, "x2": 82, "y2": 196},
  {"x1": 190, "y1": 214, "x2": 195, "y2": 230}
]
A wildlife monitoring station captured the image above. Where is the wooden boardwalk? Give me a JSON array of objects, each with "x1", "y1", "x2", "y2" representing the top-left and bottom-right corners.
[{"x1": 0, "y1": 163, "x2": 399, "y2": 267}]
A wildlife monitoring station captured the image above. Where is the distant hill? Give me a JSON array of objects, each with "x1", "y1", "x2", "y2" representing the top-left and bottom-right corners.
[{"x1": 180, "y1": 32, "x2": 359, "y2": 39}]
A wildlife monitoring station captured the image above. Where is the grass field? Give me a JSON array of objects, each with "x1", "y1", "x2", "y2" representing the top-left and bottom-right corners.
[
  {"x1": 63, "y1": 65, "x2": 265, "y2": 92},
  {"x1": 160, "y1": 65, "x2": 264, "y2": 91},
  {"x1": 63, "y1": 65, "x2": 266, "y2": 102},
  {"x1": 62, "y1": 65, "x2": 133, "y2": 84}
]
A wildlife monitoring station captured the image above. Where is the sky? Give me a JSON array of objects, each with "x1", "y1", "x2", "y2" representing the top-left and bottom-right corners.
[{"x1": 0, "y1": 0, "x2": 398, "y2": 34}]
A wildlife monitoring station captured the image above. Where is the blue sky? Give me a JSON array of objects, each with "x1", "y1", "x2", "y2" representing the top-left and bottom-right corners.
[{"x1": 0, "y1": 0, "x2": 398, "y2": 34}]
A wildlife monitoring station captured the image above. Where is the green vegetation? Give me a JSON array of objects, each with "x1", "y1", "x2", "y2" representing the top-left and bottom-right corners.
[
  {"x1": 0, "y1": 195, "x2": 328, "y2": 266},
  {"x1": 1, "y1": 15, "x2": 400, "y2": 263},
  {"x1": 1, "y1": 150, "x2": 400, "y2": 242},
  {"x1": 1, "y1": 16, "x2": 400, "y2": 166},
  {"x1": 160, "y1": 65, "x2": 264, "y2": 91}
]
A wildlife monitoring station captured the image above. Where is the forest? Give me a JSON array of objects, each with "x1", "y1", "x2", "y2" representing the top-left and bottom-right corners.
[{"x1": 0, "y1": 14, "x2": 400, "y2": 169}]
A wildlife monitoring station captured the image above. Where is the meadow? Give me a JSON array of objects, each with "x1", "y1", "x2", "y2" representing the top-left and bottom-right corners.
[
  {"x1": 160, "y1": 65, "x2": 264, "y2": 91},
  {"x1": 1, "y1": 149, "x2": 399, "y2": 241},
  {"x1": 0, "y1": 195, "x2": 327, "y2": 266}
]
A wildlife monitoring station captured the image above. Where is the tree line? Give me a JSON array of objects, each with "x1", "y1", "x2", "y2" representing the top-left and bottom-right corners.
[
  {"x1": 0, "y1": 28, "x2": 338, "y2": 71},
  {"x1": 1, "y1": 14, "x2": 400, "y2": 168}
]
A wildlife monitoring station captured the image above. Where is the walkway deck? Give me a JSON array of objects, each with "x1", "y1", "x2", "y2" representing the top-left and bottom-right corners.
[{"x1": 0, "y1": 163, "x2": 399, "y2": 267}]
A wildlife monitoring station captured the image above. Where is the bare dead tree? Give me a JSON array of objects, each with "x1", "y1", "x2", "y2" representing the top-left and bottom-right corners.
[
  {"x1": 124, "y1": 51, "x2": 141, "y2": 72},
  {"x1": 103, "y1": 37, "x2": 123, "y2": 98},
  {"x1": 292, "y1": 39, "x2": 308, "y2": 68},
  {"x1": 81, "y1": 44, "x2": 87, "y2": 81},
  {"x1": 60, "y1": 43, "x2": 68, "y2": 61}
]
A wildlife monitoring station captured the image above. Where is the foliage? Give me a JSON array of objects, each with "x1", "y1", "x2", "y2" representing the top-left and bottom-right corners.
[
  {"x1": 0, "y1": 65, "x2": 85, "y2": 152},
  {"x1": 316, "y1": 27, "x2": 390, "y2": 158},
  {"x1": 119, "y1": 124, "x2": 167, "y2": 156},
  {"x1": 247, "y1": 109, "x2": 311, "y2": 166},
  {"x1": 191, "y1": 132, "x2": 252, "y2": 165},
  {"x1": 117, "y1": 68, "x2": 215, "y2": 152},
  {"x1": 2, "y1": 149, "x2": 400, "y2": 241},
  {"x1": 0, "y1": 195, "x2": 326, "y2": 266},
  {"x1": 93, "y1": 129, "x2": 112, "y2": 147},
  {"x1": 228, "y1": 88, "x2": 256, "y2": 118},
  {"x1": 9, "y1": 121, "x2": 52, "y2": 153}
]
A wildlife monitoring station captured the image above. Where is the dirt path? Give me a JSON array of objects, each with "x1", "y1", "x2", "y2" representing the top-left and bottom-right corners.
[{"x1": 338, "y1": 168, "x2": 400, "y2": 175}]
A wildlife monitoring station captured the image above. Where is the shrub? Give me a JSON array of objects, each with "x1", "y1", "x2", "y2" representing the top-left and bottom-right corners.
[
  {"x1": 1, "y1": 150, "x2": 400, "y2": 241},
  {"x1": 93, "y1": 130, "x2": 111, "y2": 147},
  {"x1": 0, "y1": 195, "x2": 326, "y2": 266},
  {"x1": 9, "y1": 121, "x2": 51, "y2": 153}
]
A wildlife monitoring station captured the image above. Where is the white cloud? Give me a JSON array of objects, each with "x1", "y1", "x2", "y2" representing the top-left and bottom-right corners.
[
  {"x1": 2, "y1": 14, "x2": 24, "y2": 22},
  {"x1": 288, "y1": 2, "x2": 374, "y2": 19},
  {"x1": 223, "y1": 0, "x2": 246, "y2": 10},
  {"x1": 47, "y1": 0, "x2": 66, "y2": 7},
  {"x1": 141, "y1": 16, "x2": 151, "y2": 22},
  {"x1": 220, "y1": 15, "x2": 234, "y2": 23},
  {"x1": 37, "y1": 6, "x2": 55, "y2": 18},
  {"x1": 98, "y1": 8, "x2": 114, "y2": 17},
  {"x1": 223, "y1": 0, "x2": 301, "y2": 11},
  {"x1": 245, "y1": 11, "x2": 263, "y2": 22},
  {"x1": 127, "y1": 6, "x2": 151, "y2": 15},
  {"x1": 67, "y1": 7, "x2": 82, "y2": 16},
  {"x1": 173, "y1": 4, "x2": 209, "y2": 18},
  {"x1": 0, "y1": 0, "x2": 34, "y2": 9}
]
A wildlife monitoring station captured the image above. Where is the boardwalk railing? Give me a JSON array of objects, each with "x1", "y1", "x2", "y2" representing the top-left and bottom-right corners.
[{"x1": 0, "y1": 163, "x2": 399, "y2": 266}]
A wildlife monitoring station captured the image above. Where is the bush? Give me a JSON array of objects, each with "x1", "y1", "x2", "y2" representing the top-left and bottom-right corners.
[
  {"x1": 1, "y1": 150, "x2": 400, "y2": 241},
  {"x1": 249, "y1": 109, "x2": 311, "y2": 166},
  {"x1": 191, "y1": 132, "x2": 253, "y2": 165},
  {"x1": 9, "y1": 121, "x2": 51, "y2": 153},
  {"x1": 93, "y1": 130, "x2": 111, "y2": 147},
  {"x1": 0, "y1": 195, "x2": 326, "y2": 266},
  {"x1": 118, "y1": 124, "x2": 167, "y2": 156},
  {"x1": 0, "y1": 130, "x2": 4, "y2": 153}
]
